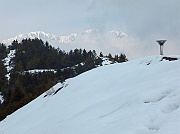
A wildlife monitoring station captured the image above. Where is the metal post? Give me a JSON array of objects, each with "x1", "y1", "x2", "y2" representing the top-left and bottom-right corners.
[
  {"x1": 160, "y1": 45, "x2": 163, "y2": 55},
  {"x1": 156, "y1": 40, "x2": 166, "y2": 55}
]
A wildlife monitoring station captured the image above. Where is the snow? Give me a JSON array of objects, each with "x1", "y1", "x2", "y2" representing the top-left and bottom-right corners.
[
  {"x1": 101, "y1": 57, "x2": 117, "y2": 65},
  {"x1": 2, "y1": 50, "x2": 57, "y2": 79},
  {"x1": 25, "y1": 69, "x2": 57, "y2": 74},
  {"x1": 59, "y1": 33, "x2": 77, "y2": 43},
  {"x1": 2, "y1": 30, "x2": 127, "y2": 46},
  {"x1": 1, "y1": 30, "x2": 128, "y2": 58},
  {"x1": 2, "y1": 31, "x2": 77, "y2": 45},
  {"x1": 2, "y1": 50, "x2": 16, "y2": 80},
  {"x1": 0, "y1": 93, "x2": 3, "y2": 104},
  {"x1": 0, "y1": 55, "x2": 180, "y2": 134},
  {"x1": 3, "y1": 50, "x2": 16, "y2": 72}
]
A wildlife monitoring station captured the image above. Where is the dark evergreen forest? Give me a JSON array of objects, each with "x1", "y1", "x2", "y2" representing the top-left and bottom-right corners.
[{"x1": 0, "y1": 38, "x2": 128, "y2": 121}]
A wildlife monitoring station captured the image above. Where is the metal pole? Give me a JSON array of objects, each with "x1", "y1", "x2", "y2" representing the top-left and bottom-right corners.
[
  {"x1": 156, "y1": 40, "x2": 166, "y2": 55},
  {"x1": 160, "y1": 45, "x2": 163, "y2": 55}
]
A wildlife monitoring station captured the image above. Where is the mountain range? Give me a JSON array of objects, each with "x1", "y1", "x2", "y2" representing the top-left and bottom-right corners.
[
  {"x1": 2, "y1": 30, "x2": 128, "y2": 54},
  {"x1": 2, "y1": 31, "x2": 77, "y2": 45},
  {"x1": 2, "y1": 30, "x2": 127, "y2": 45},
  {"x1": 0, "y1": 55, "x2": 180, "y2": 134}
]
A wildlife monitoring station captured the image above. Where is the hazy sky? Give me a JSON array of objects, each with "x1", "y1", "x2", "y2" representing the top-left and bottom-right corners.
[{"x1": 1, "y1": 0, "x2": 180, "y2": 59}]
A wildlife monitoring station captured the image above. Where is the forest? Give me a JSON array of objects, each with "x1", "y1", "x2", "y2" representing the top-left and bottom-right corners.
[{"x1": 0, "y1": 38, "x2": 128, "y2": 121}]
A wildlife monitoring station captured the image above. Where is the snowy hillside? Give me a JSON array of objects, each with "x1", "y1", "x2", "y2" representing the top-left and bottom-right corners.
[{"x1": 0, "y1": 55, "x2": 180, "y2": 134}]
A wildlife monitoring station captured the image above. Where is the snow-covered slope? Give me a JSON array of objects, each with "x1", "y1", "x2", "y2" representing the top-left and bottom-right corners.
[{"x1": 1, "y1": 55, "x2": 180, "y2": 134}]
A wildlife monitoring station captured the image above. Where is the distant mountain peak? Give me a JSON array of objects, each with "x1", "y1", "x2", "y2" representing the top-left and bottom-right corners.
[
  {"x1": 2, "y1": 31, "x2": 54, "y2": 45},
  {"x1": 26, "y1": 31, "x2": 57, "y2": 40}
]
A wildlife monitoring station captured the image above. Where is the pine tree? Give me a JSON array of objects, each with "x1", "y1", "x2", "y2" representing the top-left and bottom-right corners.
[
  {"x1": 119, "y1": 53, "x2": 128, "y2": 62},
  {"x1": 0, "y1": 60, "x2": 7, "y2": 95},
  {"x1": 99, "y1": 52, "x2": 103, "y2": 57}
]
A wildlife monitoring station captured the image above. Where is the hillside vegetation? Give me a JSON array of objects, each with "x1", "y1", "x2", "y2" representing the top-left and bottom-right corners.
[{"x1": 0, "y1": 38, "x2": 128, "y2": 121}]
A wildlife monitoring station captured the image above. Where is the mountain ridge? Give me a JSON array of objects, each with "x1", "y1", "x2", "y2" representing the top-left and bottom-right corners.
[{"x1": 2, "y1": 30, "x2": 128, "y2": 46}]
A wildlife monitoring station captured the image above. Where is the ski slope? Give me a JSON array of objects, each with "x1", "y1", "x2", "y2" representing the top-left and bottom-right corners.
[{"x1": 0, "y1": 56, "x2": 180, "y2": 134}]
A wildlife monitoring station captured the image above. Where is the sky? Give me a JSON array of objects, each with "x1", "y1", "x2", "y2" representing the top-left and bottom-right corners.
[{"x1": 1, "y1": 0, "x2": 180, "y2": 59}]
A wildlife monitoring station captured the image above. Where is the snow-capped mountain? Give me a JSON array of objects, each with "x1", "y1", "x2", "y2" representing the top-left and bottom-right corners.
[
  {"x1": 2, "y1": 31, "x2": 77, "y2": 45},
  {"x1": 2, "y1": 30, "x2": 127, "y2": 46},
  {"x1": 0, "y1": 55, "x2": 180, "y2": 134},
  {"x1": 59, "y1": 33, "x2": 77, "y2": 43},
  {"x1": 1, "y1": 30, "x2": 129, "y2": 57}
]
